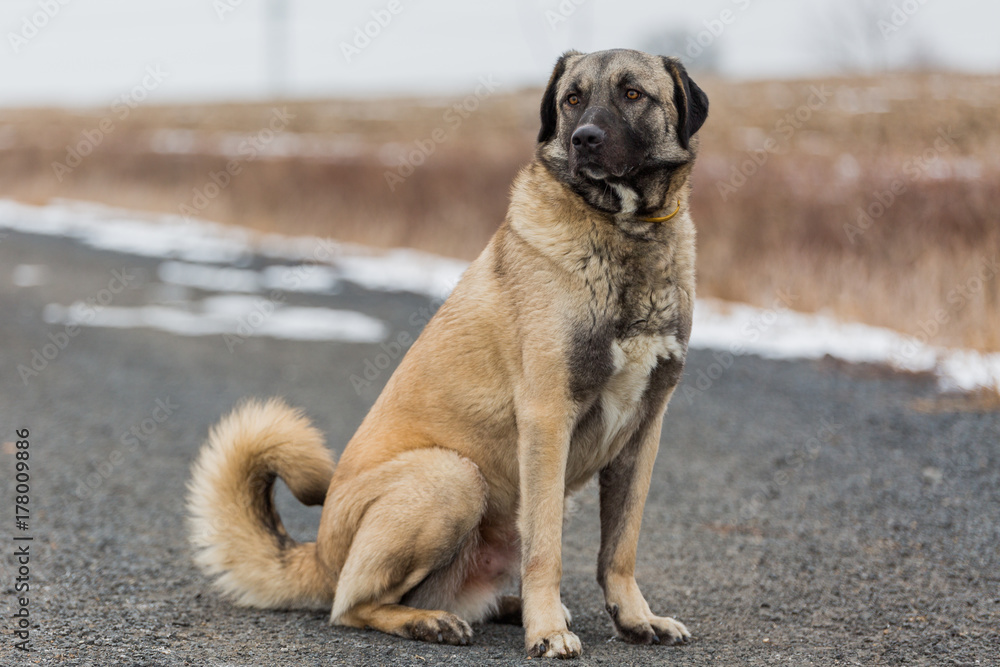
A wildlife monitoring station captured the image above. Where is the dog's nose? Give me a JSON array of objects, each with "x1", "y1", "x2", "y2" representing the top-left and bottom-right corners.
[{"x1": 571, "y1": 124, "x2": 605, "y2": 152}]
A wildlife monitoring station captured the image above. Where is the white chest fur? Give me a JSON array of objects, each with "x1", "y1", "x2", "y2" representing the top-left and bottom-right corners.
[
  {"x1": 599, "y1": 333, "x2": 683, "y2": 442},
  {"x1": 565, "y1": 331, "x2": 683, "y2": 489}
]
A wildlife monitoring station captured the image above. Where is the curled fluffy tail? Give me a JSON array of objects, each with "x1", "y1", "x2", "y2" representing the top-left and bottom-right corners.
[{"x1": 187, "y1": 398, "x2": 336, "y2": 610}]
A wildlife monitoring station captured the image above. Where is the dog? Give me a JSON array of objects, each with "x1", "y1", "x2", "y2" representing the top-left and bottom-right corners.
[{"x1": 187, "y1": 48, "x2": 708, "y2": 659}]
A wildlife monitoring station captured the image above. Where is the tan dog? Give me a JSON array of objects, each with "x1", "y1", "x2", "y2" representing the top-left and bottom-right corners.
[{"x1": 187, "y1": 48, "x2": 708, "y2": 659}]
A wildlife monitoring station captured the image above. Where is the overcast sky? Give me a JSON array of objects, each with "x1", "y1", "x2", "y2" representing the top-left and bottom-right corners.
[{"x1": 1, "y1": 0, "x2": 998, "y2": 107}]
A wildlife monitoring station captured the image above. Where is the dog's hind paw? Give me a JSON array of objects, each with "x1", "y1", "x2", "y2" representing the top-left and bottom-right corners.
[{"x1": 405, "y1": 611, "x2": 473, "y2": 646}]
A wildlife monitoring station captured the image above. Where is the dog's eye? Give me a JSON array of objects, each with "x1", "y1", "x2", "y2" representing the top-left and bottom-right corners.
[
  {"x1": 625, "y1": 89, "x2": 642, "y2": 101},
  {"x1": 567, "y1": 94, "x2": 580, "y2": 106}
]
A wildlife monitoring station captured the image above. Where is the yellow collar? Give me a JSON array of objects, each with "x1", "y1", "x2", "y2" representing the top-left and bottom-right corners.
[{"x1": 638, "y1": 202, "x2": 681, "y2": 223}]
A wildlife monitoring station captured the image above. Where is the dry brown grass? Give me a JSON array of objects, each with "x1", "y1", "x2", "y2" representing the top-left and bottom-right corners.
[{"x1": 1, "y1": 72, "x2": 998, "y2": 352}]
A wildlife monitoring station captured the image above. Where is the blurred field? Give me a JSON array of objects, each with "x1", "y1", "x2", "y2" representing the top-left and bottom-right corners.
[{"x1": 1, "y1": 72, "x2": 998, "y2": 352}]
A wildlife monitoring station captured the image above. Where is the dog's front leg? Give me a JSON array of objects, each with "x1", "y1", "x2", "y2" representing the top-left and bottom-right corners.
[
  {"x1": 597, "y1": 412, "x2": 691, "y2": 646},
  {"x1": 516, "y1": 396, "x2": 582, "y2": 659}
]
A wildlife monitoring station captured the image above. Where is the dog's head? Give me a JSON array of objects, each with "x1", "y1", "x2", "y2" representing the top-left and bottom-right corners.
[{"x1": 536, "y1": 49, "x2": 708, "y2": 217}]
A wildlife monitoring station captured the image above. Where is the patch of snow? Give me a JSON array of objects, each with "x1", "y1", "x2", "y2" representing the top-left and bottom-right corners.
[
  {"x1": 260, "y1": 264, "x2": 341, "y2": 294},
  {"x1": 0, "y1": 199, "x2": 251, "y2": 264},
  {"x1": 691, "y1": 298, "x2": 1000, "y2": 394},
  {"x1": 158, "y1": 261, "x2": 261, "y2": 293},
  {"x1": 12, "y1": 264, "x2": 51, "y2": 287},
  {"x1": 42, "y1": 296, "x2": 386, "y2": 343},
  {"x1": 0, "y1": 198, "x2": 464, "y2": 298},
  {"x1": 336, "y1": 251, "x2": 466, "y2": 297},
  {"x1": 5, "y1": 197, "x2": 998, "y2": 394}
]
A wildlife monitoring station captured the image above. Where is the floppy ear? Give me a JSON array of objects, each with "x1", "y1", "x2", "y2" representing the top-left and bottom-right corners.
[
  {"x1": 538, "y1": 50, "x2": 582, "y2": 143},
  {"x1": 663, "y1": 57, "x2": 709, "y2": 150}
]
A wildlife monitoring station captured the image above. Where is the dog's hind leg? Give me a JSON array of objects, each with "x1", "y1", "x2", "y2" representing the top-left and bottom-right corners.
[{"x1": 326, "y1": 448, "x2": 489, "y2": 645}]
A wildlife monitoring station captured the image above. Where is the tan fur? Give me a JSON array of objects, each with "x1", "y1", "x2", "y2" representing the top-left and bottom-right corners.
[{"x1": 187, "y1": 48, "x2": 707, "y2": 659}]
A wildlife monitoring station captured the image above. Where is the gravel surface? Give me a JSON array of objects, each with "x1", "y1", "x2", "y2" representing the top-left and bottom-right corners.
[{"x1": 2, "y1": 228, "x2": 998, "y2": 666}]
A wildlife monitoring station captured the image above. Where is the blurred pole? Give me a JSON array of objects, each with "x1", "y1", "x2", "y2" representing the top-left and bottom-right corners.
[{"x1": 266, "y1": 0, "x2": 289, "y2": 98}]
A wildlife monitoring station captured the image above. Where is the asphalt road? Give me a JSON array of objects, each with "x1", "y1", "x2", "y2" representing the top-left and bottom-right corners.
[{"x1": 1, "y1": 227, "x2": 998, "y2": 666}]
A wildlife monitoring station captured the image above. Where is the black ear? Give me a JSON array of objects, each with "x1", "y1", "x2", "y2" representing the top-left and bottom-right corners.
[
  {"x1": 663, "y1": 57, "x2": 709, "y2": 150},
  {"x1": 538, "y1": 50, "x2": 581, "y2": 143}
]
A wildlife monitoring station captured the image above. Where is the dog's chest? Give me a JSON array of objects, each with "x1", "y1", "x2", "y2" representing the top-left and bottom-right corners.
[
  {"x1": 568, "y1": 247, "x2": 689, "y2": 399},
  {"x1": 567, "y1": 298, "x2": 689, "y2": 481},
  {"x1": 602, "y1": 332, "x2": 683, "y2": 419},
  {"x1": 566, "y1": 329, "x2": 684, "y2": 486},
  {"x1": 564, "y1": 231, "x2": 692, "y2": 480}
]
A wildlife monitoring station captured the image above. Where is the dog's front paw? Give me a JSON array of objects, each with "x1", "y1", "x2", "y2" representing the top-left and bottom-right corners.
[
  {"x1": 526, "y1": 629, "x2": 582, "y2": 659},
  {"x1": 607, "y1": 603, "x2": 691, "y2": 646},
  {"x1": 649, "y1": 615, "x2": 691, "y2": 645}
]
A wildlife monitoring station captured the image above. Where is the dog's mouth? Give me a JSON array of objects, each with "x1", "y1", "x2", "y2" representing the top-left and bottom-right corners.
[
  {"x1": 576, "y1": 158, "x2": 687, "y2": 185},
  {"x1": 575, "y1": 163, "x2": 610, "y2": 180},
  {"x1": 572, "y1": 155, "x2": 635, "y2": 182}
]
